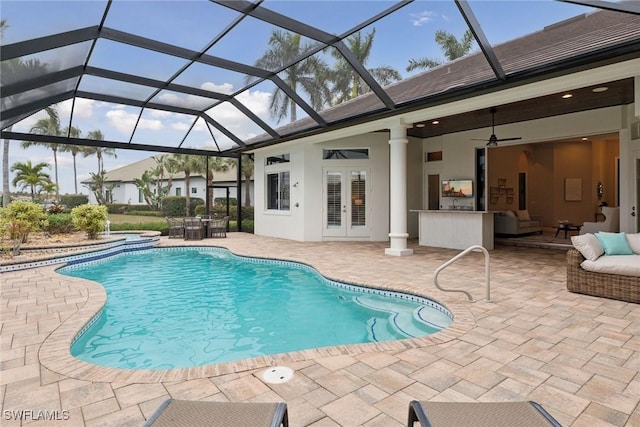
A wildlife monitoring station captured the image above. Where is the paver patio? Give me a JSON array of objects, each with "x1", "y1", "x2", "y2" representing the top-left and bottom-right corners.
[{"x1": 1, "y1": 233, "x2": 638, "y2": 426}]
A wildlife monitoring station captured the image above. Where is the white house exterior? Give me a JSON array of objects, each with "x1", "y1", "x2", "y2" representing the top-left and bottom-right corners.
[
  {"x1": 83, "y1": 156, "x2": 254, "y2": 207},
  {"x1": 251, "y1": 62, "x2": 640, "y2": 252}
]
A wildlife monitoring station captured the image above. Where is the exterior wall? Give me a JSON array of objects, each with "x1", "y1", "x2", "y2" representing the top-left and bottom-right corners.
[
  {"x1": 87, "y1": 176, "x2": 254, "y2": 206},
  {"x1": 253, "y1": 104, "x2": 632, "y2": 244},
  {"x1": 254, "y1": 133, "x2": 390, "y2": 242}
]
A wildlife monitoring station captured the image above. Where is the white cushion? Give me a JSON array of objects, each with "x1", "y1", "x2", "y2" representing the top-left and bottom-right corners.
[
  {"x1": 516, "y1": 210, "x2": 531, "y2": 221},
  {"x1": 504, "y1": 210, "x2": 516, "y2": 217},
  {"x1": 627, "y1": 233, "x2": 640, "y2": 255},
  {"x1": 581, "y1": 255, "x2": 640, "y2": 277},
  {"x1": 571, "y1": 233, "x2": 604, "y2": 261}
]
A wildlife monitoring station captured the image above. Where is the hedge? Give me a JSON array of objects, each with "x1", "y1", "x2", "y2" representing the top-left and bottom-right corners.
[
  {"x1": 46, "y1": 213, "x2": 75, "y2": 234},
  {"x1": 110, "y1": 222, "x2": 169, "y2": 235},
  {"x1": 60, "y1": 194, "x2": 89, "y2": 209},
  {"x1": 162, "y1": 196, "x2": 204, "y2": 216}
]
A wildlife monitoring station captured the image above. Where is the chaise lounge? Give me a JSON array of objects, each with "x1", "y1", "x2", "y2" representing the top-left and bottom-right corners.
[
  {"x1": 144, "y1": 399, "x2": 289, "y2": 427},
  {"x1": 407, "y1": 400, "x2": 561, "y2": 426}
]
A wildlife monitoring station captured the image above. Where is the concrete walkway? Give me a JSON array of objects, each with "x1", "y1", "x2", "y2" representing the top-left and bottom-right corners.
[{"x1": 1, "y1": 233, "x2": 638, "y2": 426}]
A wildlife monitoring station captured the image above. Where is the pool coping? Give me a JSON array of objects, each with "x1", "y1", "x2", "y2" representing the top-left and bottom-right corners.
[{"x1": 37, "y1": 243, "x2": 476, "y2": 383}]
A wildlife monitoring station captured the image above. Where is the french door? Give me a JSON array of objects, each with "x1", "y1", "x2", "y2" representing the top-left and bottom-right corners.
[{"x1": 323, "y1": 168, "x2": 369, "y2": 237}]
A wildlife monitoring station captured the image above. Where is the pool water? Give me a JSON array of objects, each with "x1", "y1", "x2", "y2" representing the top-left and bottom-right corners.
[{"x1": 61, "y1": 248, "x2": 452, "y2": 369}]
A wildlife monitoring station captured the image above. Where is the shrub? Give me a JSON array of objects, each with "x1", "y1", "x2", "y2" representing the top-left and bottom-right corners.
[
  {"x1": 71, "y1": 204, "x2": 108, "y2": 239},
  {"x1": 162, "y1": 196, "x2": 204, "y2": 217},
  {"x1": 214, "y1": 197, "x2": 237, "y2": 206},
  {"x1": 110, "y1": 222, "x2": 169, "y2": 235},
  {"x1": 0, "y1": 201, "x2": 48, "y2": 255},
  {"x1": 46, "y1": 213, "x2": 74, "y2": 234},
  {"x1": 127, "y1": 210, "x2": 163, "y2": 217},
  {"x1": 107, "y1": 203, "x2": 155, "y2": 214},
  {"x1": 60, "y1": 194, "x2": 89, "y2": 209},
  {"x1": 47, "y1": 202, "x2": 65, "y2": 214}
]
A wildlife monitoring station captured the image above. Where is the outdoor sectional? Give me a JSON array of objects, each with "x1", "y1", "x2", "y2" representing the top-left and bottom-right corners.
[{"x1": 567, "y1": 248, "x2": 640, "y2": 304}]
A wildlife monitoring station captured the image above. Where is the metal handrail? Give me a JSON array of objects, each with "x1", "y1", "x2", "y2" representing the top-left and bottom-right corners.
[{"x1": 433, "y1": 245, "x2": 491, "y2": 302}]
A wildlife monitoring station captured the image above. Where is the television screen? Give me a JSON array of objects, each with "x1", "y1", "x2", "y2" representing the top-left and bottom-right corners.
[{"x1": 442, "y1": 179, "x2": 473, "y2": 198}]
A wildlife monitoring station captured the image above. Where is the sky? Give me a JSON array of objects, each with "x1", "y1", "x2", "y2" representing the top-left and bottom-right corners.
[{"x1": 1, "y1": 0, "x2": 599, "y2": 196}]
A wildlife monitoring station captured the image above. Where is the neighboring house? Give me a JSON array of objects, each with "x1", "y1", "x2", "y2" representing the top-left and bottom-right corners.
[
  {"x1": 82, "y1": 156, "x2": 254, "y2": 207},
  {"x1": 248, "y1": 10, "x2": 639, "y2": 256}
]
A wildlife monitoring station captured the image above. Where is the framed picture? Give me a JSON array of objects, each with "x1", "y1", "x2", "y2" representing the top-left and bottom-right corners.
[{"x1": 565, "y1": 178, "x2": 582, "y2": 201}]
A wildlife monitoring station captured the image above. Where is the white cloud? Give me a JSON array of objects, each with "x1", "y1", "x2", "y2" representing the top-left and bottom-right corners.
[
  {"x1": 201, "y1": 82, "x2": 234, "y2": 95},
  {"x1": 410, "y1": 10, "x2": 437, "y2": 26},
  {"x1": 106, "y1": 108, "x2": 164, "y2": 133}
]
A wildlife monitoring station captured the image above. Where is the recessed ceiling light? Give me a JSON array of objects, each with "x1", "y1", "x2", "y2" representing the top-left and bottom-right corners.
[
  {"x1": 582, "y1": 137, "x2": 589, "y2": 141},
  {"x1": 431, "y1": 120, "x2": 440, "y2": 125},
  {"x1": 562, "y1": 93, "x2": 573, "y2": 99},
  {"x1": 592, "y1": 86, "x2": 608, "y2": 93},
  {"x1": 415, "y1": 123, "x2": 426, "y2": 128}
]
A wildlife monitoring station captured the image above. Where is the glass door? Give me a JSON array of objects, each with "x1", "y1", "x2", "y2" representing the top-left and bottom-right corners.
[{"x1": 323, "y1": 168, "x2": 369, "y2": 237}]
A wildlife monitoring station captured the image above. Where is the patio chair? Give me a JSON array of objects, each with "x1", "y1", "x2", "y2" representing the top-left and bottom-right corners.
[
  {"x1": 407, "y1": 400, "x2": 561, "y2": 427},
  {"x1": 144, "y1": 399, "x2": 288, "y2": 427},
  {"x1": 208, "y1": 215, "x2": 229, "y2": 238},
  {"x1": 183, "y1": 217, "x2": 204, "y2": 240},
  {"x1": 165, "y1": 217, "x2": 184, "y2": 239}
]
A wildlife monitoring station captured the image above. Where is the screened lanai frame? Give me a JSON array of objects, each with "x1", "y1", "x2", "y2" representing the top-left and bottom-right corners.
[{"x1": 1, "y1": 0, "x2": 640, "y2": 158}]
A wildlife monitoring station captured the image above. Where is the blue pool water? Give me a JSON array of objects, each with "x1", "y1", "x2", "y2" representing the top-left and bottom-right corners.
[{"x1": 60, "y1": 248, "x2": 452, "y2": 370}]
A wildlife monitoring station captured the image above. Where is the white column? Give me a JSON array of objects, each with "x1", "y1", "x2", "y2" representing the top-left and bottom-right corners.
[{"x1": 385, "y1": 123, "x2": 413, "y2": 256}]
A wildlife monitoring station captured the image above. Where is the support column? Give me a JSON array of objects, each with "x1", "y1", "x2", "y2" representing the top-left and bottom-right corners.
[{"x1": 385, "y1": 123, "x2": 413, "y2": 256}]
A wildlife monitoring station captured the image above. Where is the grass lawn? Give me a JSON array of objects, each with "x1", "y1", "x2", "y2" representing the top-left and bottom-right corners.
[{"x1": 107, "y1": 214, "x2": 165, "y2": 225}]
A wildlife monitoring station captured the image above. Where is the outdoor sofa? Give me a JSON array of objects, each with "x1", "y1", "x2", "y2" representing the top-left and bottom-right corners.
[{"x1": 567, "y1": 232, "x2": 640, "y2": 303}]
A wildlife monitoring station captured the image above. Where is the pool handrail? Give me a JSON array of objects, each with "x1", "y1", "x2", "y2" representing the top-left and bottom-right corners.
[{"x1": 433, "y1": 245, "x2": 491, "y2": 302}]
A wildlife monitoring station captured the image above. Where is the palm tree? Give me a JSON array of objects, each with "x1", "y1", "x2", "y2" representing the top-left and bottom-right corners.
[
  {"x1": 11, "y1": 160, "x2": 53, "y2": 201},
  {"x1": 247, "y1": 29, "x2": 331, "y2": 123},
  {"x1": 241, "y1": 155, "x2": 254, "y2": 207},
  {"x1": 329, "y1": 29, "x2": 402, "y2": 104},
  {"x1": 166, "y1": 154, "x2": 202, "y2": 216},
  {"x1": 21, "y1": 106, "x2": 62, "y2": 200},
  {"x1": 196, "y1": 156, "x2": 234, "y2": 211},
  {"x1": 61, "y1": 125, "x2": 82, "y2": 194},
  {"x1": 83, "y1": 130, "x2": 115, "y2": 174},
  {"x1": 406, "y1": 29, "x2": 475, "y2": 72}
]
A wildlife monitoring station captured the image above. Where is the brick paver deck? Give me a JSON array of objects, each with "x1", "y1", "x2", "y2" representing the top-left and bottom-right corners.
[{"x1": 1, "y1": 233, "x2": 638, "y2": 426}]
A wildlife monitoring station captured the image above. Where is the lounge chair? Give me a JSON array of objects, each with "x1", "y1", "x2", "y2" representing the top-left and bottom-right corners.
[
  {"x1": 144, "y1": 399, "x2": 288, "y2": 427},
  {"x1": 407, "y1": 401, "x2": 561, "y2": 427},
  {"x1": 208, "y1": 215, "x2": 229, "y2": 238},
  {"x1": 165, "y1": 217, "x2": 184, "y2": 239},
  {"x1": 183, "y1": 217, "x2": 204, "y2": 240}
]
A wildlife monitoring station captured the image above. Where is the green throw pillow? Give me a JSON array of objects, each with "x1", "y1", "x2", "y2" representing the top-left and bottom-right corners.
[{"x1": 595, "y1": 232, "x2": 634, "y2": 256}]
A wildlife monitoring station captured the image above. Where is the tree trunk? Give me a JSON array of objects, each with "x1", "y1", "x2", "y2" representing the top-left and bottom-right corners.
[
  {"x1": 2, "y1": 125, "x2": 12, "y2": 207},
  {"x1": 244, "y1": 174, "x2": 251, "y2": 206},
  {"x1": 72, "y1": 153, "x2": 78, "y2": 194},
  {"x1": 53, "y1": 148, "x2": 60, "y2": 201},
  {"x1": 184, "y1": 174, "x2": 191, "y2": 216}
]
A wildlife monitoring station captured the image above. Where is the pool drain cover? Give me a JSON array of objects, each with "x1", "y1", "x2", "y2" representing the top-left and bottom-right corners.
[{"x1": 261, "y1": 366, "x2": 294, "y2": 384}]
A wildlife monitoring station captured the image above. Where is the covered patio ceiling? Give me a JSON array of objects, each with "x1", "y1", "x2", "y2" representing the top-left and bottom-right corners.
[{"x1": 1, "y1": 0, "x2": 639, "y2": 158}]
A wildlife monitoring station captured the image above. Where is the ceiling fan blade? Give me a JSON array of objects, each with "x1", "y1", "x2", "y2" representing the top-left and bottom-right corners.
[
  {"x1": 496, "y1": 137, "x2": 522, "y2": 142},
  {"x1": 471, "y1": 138, "x2": 490, "y2": 141}
]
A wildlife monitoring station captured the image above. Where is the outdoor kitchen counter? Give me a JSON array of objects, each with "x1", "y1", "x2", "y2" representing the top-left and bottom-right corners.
[{"x1": 410, "y1": 210, "x2": 494, "y2": 250}]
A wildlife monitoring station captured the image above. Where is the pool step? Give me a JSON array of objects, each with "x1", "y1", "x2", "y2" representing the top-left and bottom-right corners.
[{"x1": 355, "y1": 296, "x2": 444, "y2": 341}]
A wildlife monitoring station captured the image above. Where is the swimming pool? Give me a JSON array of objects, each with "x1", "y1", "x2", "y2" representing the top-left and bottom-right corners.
[{"x1": 60, "y1": 247, "x2": 452, "y2": 370}]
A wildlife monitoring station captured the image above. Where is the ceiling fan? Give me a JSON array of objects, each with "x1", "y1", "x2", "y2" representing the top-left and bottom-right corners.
[{"x1": 473, "y1": 107, "x2": 522, "y2": 147}]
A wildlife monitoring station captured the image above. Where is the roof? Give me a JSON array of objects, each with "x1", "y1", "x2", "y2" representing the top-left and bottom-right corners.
[
  {"x1": 81, "y1": 155, "x2": 245, "y2": 184},
  {"x1": 2, "y1": 1, "x2": 639, "y2": 157}
]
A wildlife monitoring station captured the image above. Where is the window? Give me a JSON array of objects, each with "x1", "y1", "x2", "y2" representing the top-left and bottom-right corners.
[
  {"x1": 266, "y1": 154, "x2": 290, "y2": 165},
  {"x1": 138, "y1": 189, "x2": 143, "y2": 203},
  {"x1": 267, "y1": 171, "x2": 290, "y2": 211},
  {"x1": 191, "y1": 187, "x2": 197, "y2": 194},
  {"x1": 323, "y1": 149, "x2": 369, "y2": 159},
  {"x1": 175, "y1": 187, "x2": 181, "y2": 196}
]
